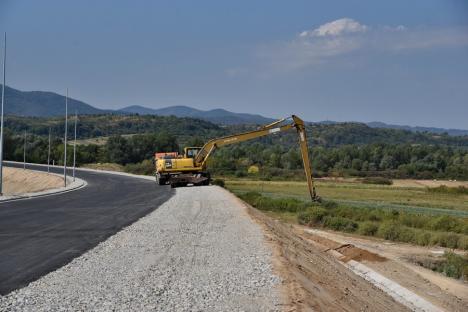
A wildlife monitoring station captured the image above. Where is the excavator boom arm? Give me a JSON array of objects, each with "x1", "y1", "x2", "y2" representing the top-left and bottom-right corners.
[{"x1": 194, "y1": 115, "x2": 318, "y2": 201}]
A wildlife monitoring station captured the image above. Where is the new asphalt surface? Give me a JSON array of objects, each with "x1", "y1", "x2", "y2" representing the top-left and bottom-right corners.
[{"x1": 0, "y1": 163, "x2": 173, "y2": 295}]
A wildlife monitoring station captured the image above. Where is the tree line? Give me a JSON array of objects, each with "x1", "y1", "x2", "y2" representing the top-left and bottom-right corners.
[{"x1": 3, "y1": 115, "x2": 468, "y2": 180}]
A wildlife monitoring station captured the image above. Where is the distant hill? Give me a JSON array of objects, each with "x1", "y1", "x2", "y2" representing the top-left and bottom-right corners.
[
  {"x1": 2, "y1": 85, "x2": 467, "y2": 135},
  {"x1": 118, "y1": 105, "x2": 275, "y2": 125},
  {"x1": 366, "y1": 121, "x2": 468, "y2": 136},
  {"x1": 1, "y1": 85, "x2": 109, "y2": 116}
]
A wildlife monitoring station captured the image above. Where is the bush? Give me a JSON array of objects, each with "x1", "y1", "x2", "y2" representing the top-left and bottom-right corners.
[
  {"x1": 415, "y1": 231, "x2": 432, "y2": 246},
  {"x1": 429, "y1": 216, "x2": 463, "y2": 233},
  {"x1": 438, "y1": 252, "x2": 468, "y2": 279},
  {"x1": 235, "y1": 170, "x2": 247, "y2": 178},
  {"x1": 359, "y1": 221, "x2": 379, "y2": 236},
  {"x1": 124, "y1": 159, "x2": 154, "y2": 175},
  {"x1": 324, "y1": 216, "x2": 358, "y2": 232},
  {"x1": 427, "y1": 185, "x2": 468, "y2": 195},
  {"x1": 398, "y1": 227, "x2": 417, "y2": 243},
  {"x1": 360, "y1": 177, "x2": 393, "y2": 185},
  {"x1": 240, "y1": 193, "x2": 307, "y2": 213},
  {"x1": 321, "y1": 200, "x2": 339, "y2": 209},
  {"x1": 377, "y1": 221, "x2": 402, "y2": 241},
  {"x1": 212, "y1": 179, "x2": 225, "y2": 187},
  {"x1": 457, "y1": 236, "x2": 468, "y2": 250},
  {"x1": 431, "y1": 232, "x2": 460, "y2": 249},
  {"x1": 298, "y1": 207, "x2": 328, "y2": 225}
]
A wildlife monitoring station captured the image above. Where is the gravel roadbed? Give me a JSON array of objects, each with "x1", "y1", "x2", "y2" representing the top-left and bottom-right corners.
[{"x1": 0, "y1": 186, "x2": 282, "y2": 311}]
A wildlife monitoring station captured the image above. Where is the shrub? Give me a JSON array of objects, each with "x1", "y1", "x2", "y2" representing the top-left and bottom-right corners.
[
  {"x1": 429, "y1": 216, "x2": 463, "y2": 233},
  {"x1": 427, "y1": 185, "x2": 468, "y2": 195},
  {"x1": 457, "y1": 236, "x2": 468, "y2": 250},
  {"x1": 361, "y1": 177, "x2": 393, "y2": 185},
  {"x1": 124, "y1": 159, "x2": 154, "y2": 175},
  {"x1": 415, "y1": 231, "x2": 432, "y2": 246},
  {"x1": 324, "y1": 216, "x2": 358, "y2": 232},
  {"x1": 235, "y1": 170, "x2": 247, "y2": 178},
  {"x1": 398, "y1": 227, "x2": 417, "y2": 243},
  {"x1": 298, "y1": 207, "x2": 328, "y2": 225},
  {"x1": 212, "y1": 179, "x2": 225, "y2": 187},
  {"x1": 438, "y1": 252, "x2": 468, "y2": 279},
  {"x1": 358, "y1": 221, "x2": 379, "y2": 236},
  {"x1": 321, "y1": 200, "x2": 339, "y2": 209},
  {"x1": 399, "y1": 214, "x2": 430, "y2": 229},
  {"x1": 239, "y1": 191, "x2": 262, "y2": 202},
  {"x1": 377, "y1": 221, "x2": 402, "y2": 241},
  {"x1": 431, "y1": 232, "x2": 460, "y2": 249},
  {"x1": 247, "y1": 195, "x2": 307, "y2": 213}
]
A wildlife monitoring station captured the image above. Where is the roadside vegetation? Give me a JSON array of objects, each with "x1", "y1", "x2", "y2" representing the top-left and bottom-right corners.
[
  {"x1": 410, "y1": 252, "x2": 468, "y2": 280},
  {"x1": 236, "y1": 191, "x2": 468, "y2": 251}
]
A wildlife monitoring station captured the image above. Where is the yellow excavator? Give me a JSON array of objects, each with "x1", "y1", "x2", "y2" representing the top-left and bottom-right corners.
[{"x1": 155, "y1": 115, "x2": 319, "y2": 201}]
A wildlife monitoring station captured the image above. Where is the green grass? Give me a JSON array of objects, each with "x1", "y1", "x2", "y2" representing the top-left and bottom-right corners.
[
  {"x1": 226, "y1": 179, "x2": 468, "y2": 214},
  {"x1": 230, "y1": 180, "x2": 468, "y2": 250}
]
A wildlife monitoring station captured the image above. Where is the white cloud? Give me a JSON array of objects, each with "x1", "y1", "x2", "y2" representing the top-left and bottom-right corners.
[
  {"x1": 300, "y1": 18, "x2": 368, "y2": 38},
  {"x1": 257, "y1": 18, "x2": 468, "y2": 72}
]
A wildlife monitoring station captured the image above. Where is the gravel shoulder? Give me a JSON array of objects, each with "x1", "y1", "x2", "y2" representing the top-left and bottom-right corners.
[{"x1": 0, "y1": 186, "x2": 282, "y2": 311}]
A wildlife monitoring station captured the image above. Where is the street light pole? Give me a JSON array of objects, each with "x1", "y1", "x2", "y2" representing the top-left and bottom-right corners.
[
  {"x1": 23, "y1": 130, "x2": 26, "y2": 169},
  {"x1": 47, "y1": 127, "x2": 51, "y2": 173},
  {"x1": 0, "y1": 32, "x2": 6, "y2": 195},
  {"x1": 64, "y1": 88, "x2": 68, "y2": 187},
  {"x1": 73, "y1": 111, "x2": 77, "y2": 181}
]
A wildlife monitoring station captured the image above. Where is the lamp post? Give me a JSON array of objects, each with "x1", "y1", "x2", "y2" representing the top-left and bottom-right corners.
[
  {"x1": 0, "y1": 32, "x2": 6, "y2": 195},
  {"x1": 47, "y1": 127, "x2": 51, "y2": 173},
  {"x1": 64, "y1": 89, "x2": 68, "y2": 187},
  {"x1": 73, "y1": 111, "x2": 77, "y2": 181},
  {"x1": 23, "y1": 130, "x2": 26, "y2": 169}
]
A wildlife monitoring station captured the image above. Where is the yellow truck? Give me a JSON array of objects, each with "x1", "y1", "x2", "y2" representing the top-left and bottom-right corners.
[{"x1": 155, "y1": 115, "x2": 319, "y2": 201}]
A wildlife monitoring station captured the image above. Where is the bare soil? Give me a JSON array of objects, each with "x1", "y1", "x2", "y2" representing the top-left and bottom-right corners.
[
  {"x1": 2, "y1": 167, "x2": 63, "y2": 195},
  {"x1": 300, "y1": 227, "x2": 468, "y2": 311},
  {"x1": 229, "y1": 194, "x2": 410, "y2": 312}
]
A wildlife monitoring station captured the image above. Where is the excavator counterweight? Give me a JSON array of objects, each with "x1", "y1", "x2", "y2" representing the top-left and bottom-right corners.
[{"x1": 154, "y1": 115, "x2": 319, "y2": 201}]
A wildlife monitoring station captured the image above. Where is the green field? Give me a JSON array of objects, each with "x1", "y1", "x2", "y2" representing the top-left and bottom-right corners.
[
  {"x1": 225, "y1": 179, "x2": 468, "y2": 250},
  {"x1": 225, "y1": 179, "x2": 468, "y2": 216}
]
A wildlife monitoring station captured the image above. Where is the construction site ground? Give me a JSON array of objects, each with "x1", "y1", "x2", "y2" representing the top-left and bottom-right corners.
[
  {"x1": 245, "y1": 202, "x2": 468, "y2": 311},
  {"x1": 2, "y1": 167, "x2": 466, "y2": 311}
]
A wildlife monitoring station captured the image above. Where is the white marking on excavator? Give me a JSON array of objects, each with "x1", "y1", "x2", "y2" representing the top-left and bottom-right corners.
[{"x1": 269, "y1": 128, "x2": 281, "y2": 134}]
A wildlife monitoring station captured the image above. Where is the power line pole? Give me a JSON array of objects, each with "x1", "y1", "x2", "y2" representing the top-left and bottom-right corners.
[
  {"x1": 0, "y1": 32, "x2": 6, "y2": 195},
  {"x1": 73, "y1": 111, "x2": 77, "y2": 181},
  {"x1": 64, "y1": 88, "x2": 68, "y2": 187},
  {"x1": 47, "y1": 127, "x2": 51, "y2": 173},
  {"x1": 23, "y1": 130, "x2": 26, "y2": 169}
]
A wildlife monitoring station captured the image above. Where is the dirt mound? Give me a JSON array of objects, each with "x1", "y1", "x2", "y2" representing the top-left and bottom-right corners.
[
  {"x1": 3, "y1": 167, "x2": 63, "y2": 195},
  {"x1": 335, "y1": 244, "x2": 387, "y2": 263}
]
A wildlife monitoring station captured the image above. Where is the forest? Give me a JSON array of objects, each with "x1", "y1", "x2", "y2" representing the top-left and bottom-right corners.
[{"x1": 3, "y1": 114, "x2": 468, "y2": 180}]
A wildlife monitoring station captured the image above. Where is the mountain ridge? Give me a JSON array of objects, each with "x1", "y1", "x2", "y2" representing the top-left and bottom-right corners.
[{"x1": 2, "y1": 85, "x2": 467, "y2": 135}]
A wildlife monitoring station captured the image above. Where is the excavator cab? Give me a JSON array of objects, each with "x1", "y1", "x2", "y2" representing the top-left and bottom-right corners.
[{"x1": 184, "y1": 147, "x2": 202, "y2": 158}]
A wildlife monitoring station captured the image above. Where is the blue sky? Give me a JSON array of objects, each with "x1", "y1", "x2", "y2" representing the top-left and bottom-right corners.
[{"x1": 1, "y1": 0, "x2": 467, "y2": 128}]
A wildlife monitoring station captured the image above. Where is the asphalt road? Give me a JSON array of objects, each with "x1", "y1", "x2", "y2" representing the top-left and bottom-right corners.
[{"x1": 0, "y1": 163, "x2": 173, "y2": 295}]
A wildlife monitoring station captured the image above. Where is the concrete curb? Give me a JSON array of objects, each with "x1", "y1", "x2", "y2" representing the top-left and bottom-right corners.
[{"x1": 0, "y1": 167, "x2": 87, "y2": 203}]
